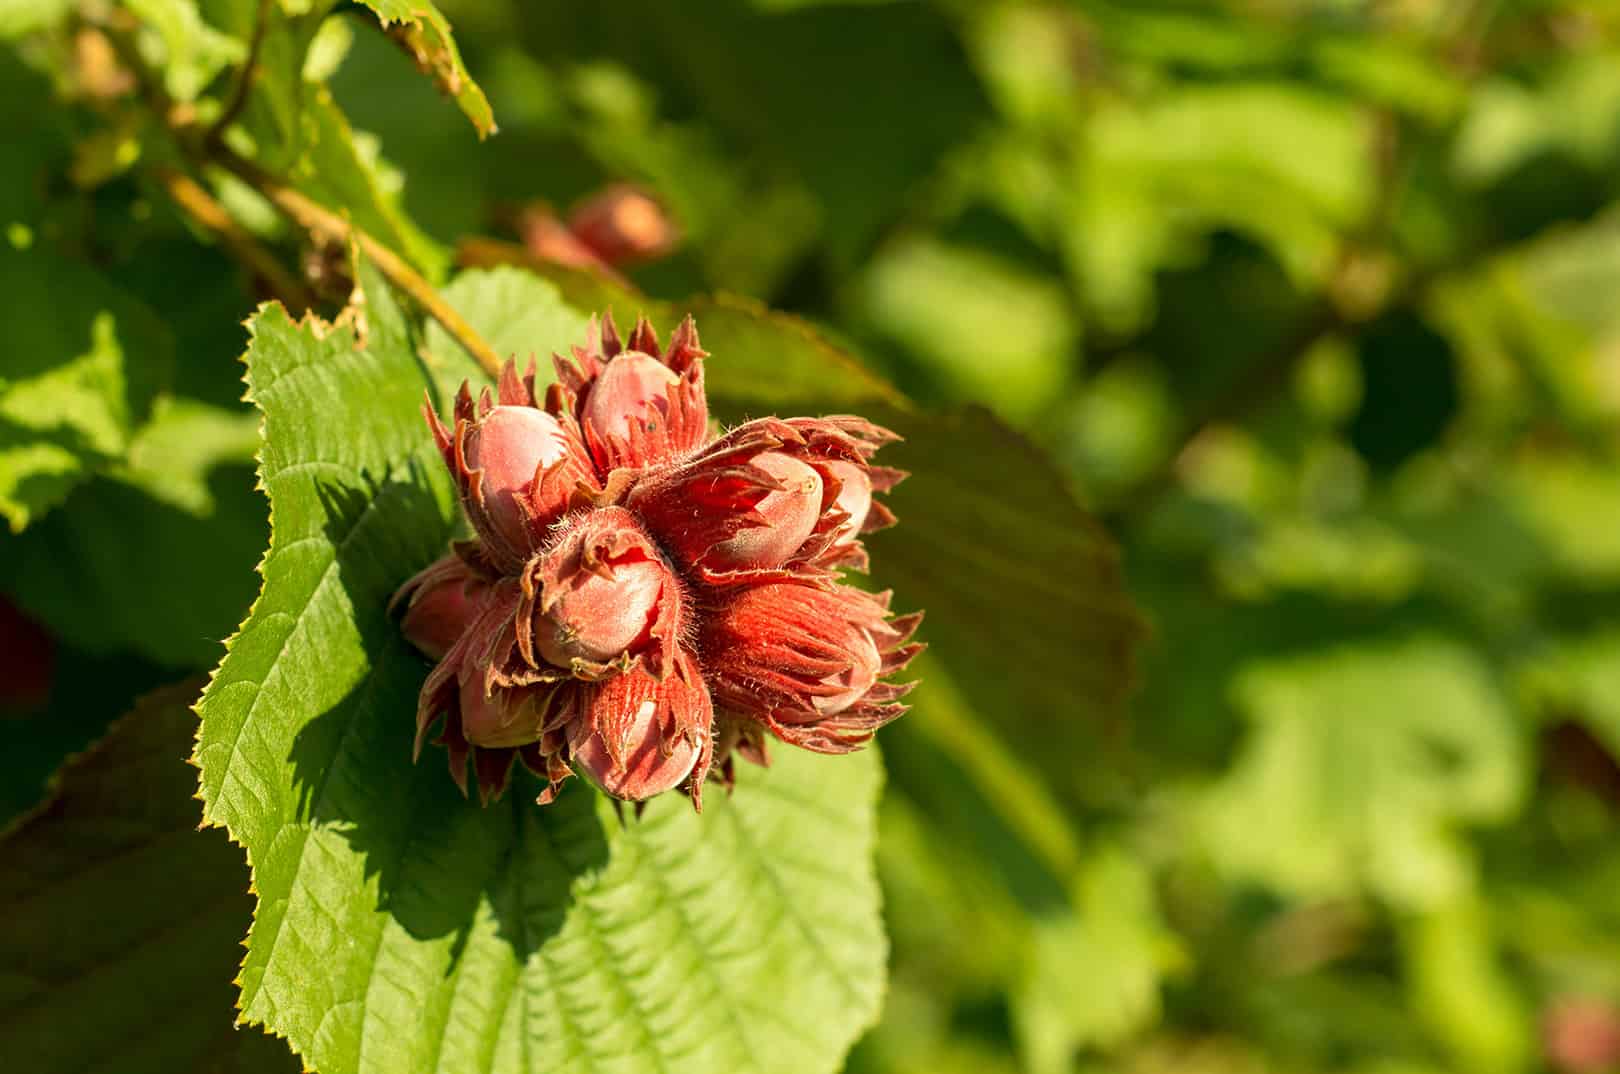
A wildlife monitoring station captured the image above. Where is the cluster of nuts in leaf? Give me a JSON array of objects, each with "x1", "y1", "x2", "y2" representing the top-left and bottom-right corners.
[{"x1": 392, "y1": 313, "x2": 922, "y2": 810}]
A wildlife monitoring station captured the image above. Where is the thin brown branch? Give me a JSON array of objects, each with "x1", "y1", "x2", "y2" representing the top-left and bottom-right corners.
[
  {"x1": 209, "y1": 147, "x2": 504, "y2": 378},
  {"x1": 99, "y1": 13, "x2": 498, "y2": 377},
  {"x1": 96, "y1": 13, "x2": 504, "y2": 380},
  {"x1": 152, "y1": 165, "x2": 317, "y2": 312},
  {"x1": 205, "y1": 0, "x2": 272, "y2": 145}
]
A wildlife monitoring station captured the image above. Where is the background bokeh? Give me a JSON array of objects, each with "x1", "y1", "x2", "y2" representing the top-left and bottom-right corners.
[{"x1": 6, "y1": 2, "x2": 1620, "y2": 1072}]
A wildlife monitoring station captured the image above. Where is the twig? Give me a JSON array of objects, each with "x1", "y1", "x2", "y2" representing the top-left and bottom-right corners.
[
  {"x1": 105, "y1": 22, "x2": 501, "y2": 376},
  {"x1": 209, "y1": 147, "x2": 505, "y2": 378},
  {"x1": 98, "y1": 12, "x2": 504, "y2": 379},
  {"x1": 205, "y1": 0, "x2": 272, "y2": 145},
  {"x1": 152, "y1": 165, "x2": 317, "y2": 311}
]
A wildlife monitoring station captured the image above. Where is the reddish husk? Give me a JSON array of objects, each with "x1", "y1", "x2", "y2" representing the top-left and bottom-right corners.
[
  {"x1": 394, "y1": 311, "x2": 921, "y2": 810},
  {"x1": 517, "y1": 506, "x2": 682, "y2": 679},
  {"x1": 699, "y1": 583, "x2": 922, "y2": 754},
  {"x1": 395, "y1": 554, "x2": 487, "y2": 662},
  {"x1": 567, "y1": 183, "x2": 677, "y2": 265}
]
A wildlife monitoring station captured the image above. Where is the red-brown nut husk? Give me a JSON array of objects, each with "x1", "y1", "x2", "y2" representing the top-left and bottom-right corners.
[
  {"x1": 566, "y1": 183, "x2": 677, "y2": 266},
  {"x1": 515, "y1": 506, "x2": 683, "y2": 679},
  {"x1": 393, "y1": 552, "x2": 489, "y2": 662},
  {"x1": 699, "y1": 581, "x2": 922, "y2": 754},
  {"x1": 706, "y1": 451, "x2": 822, "y2": 571},
  {"x1": 515, "y1": 205, "x2": 620, "y2": 279},
  {"x1": 550, "y1": 312, "x2": 708, "y2": 473},
  {"x1": 552, "y1": 649, "x2": 714, "y2": 807},
  {"x1": 819, "y1": 459, "x2": 873, "y2": 545},
  {"x1": 425, "y1": 365, "x2": 600, "y2": 572},
  {"x1": 707, "y1": 712, "x2": 773, "y2": 795},
  {"x1": 411, "y1": 577, "x2": 572, "y2": 803},
  {"x1": 626, "y1": 415, "x2": 904, "y2": 584},
  {"x1": 1546, "y1": 997, "x2": 1620, "y2": 1074}
]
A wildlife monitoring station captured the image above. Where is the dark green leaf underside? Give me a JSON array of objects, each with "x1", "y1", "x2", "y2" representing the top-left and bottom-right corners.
[{"x1": 0, "y1": 680, "x2": 298, "y2": 1074}]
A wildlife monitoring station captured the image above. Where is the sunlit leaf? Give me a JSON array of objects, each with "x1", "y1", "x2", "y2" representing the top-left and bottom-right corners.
[
  {"x1": 1201, "y1": 635, "x2": 1527, "y2": 908},
  {"x1": 353, "y1": 0, "x2": 496, "y2": 137}
]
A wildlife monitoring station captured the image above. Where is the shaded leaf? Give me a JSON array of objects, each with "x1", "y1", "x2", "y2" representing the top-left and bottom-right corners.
[
  {"x1": 296, "y1": 85, "x2": 448, "y2": 278},
  {"x1": 866, "y1": 404, "x2": 1142, "y2": 743},
  {"x1": 511, "y1": 0, "x2": 988, "y2": 265},
  {"x1": 0, "y1": 680, "x2": 299, "y2": 1074},
  {"x1": 0, "y1": 641, "x2": 168, "y2": 827},
  {"x1": 0, "y1": 434, "x2": 265, "y2": 667},
  {"x1": 221, "y1": 4, "x2": 447, "y2": 277}
]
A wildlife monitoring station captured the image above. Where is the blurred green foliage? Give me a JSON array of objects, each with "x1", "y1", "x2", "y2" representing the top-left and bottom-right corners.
[{"x1": 5, "y1": 0, "x2": 1620, "y2": 1071}]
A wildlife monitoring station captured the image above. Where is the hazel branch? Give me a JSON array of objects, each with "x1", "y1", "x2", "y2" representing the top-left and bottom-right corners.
[
  {"x1": 151, "y1": 165, "x2": 318, "y2": 312},
  {"x1": 205, "y1": 0, "x2": 271, "y2": 145},
  {"x1": 98, "y1": 11, "x2": 505, "y2": 380},
  {"x1": 208, "y1": 147, "x2": 504, "y2": 378}
]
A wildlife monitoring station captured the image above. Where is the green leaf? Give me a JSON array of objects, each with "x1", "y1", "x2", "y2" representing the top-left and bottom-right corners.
[
  {"x1": 353, "y1": 0, "x2": 496, "y2": 137},
  {"x1": 1068, "y1": 83, "x2": 1372, "y2": 331},
  {"x1": 879, "y1": 660, "x2": 1173, "y2": 1071},
  {"x1": 1504, "y1": 451, "x2": 1620, "y2": 585},
  {"x1": 297, "y1": 86, "x2": 449, "y2": 279},
  {"x1": 126, "y1": 0, "x2": 245, "y2": 102},
  {"x1": 222, "y1": 5, "x2": 447, "y2": 277},
  {"x1": 0, "y1": 246, "x2": 173, "y2": 532},
  {"x1": 1452, "y1": 55, "x2": 1620, "y2": 186},
  {"x1": 194, "y1": 264, "x2": 887, "y2": 1074},
  {"x1": 0, "y1": 680, "x2": 299, "y2": 1073},
  {"x1": 114, "y1": 396, "x2": 262, "y2": 515},
  {"x1": 1014, "y1": 850, "x2": 1175, "y2": 1072},
  {"x1": 0, "y1": 0, "x2": 73, "y2": 38},
  {"x1": 1201, "y1": 635, "x2": 1528, "y2": 908},
  {"x1": 224, "y1": 2, "x2": 331, "y2": 175},
  {"x1": 421, "y1": 266, "x2": 591, "y2": 398},
  {"x1": 853, "y1": 238, "x2": 1077, "y2": 422},
  {"x1": 0, "y1": 398, "x2": 265, "y2": 667},
  {"x1": 1521, "y1": 623, "x2": 1620, "y2": 756},
  {"x1": 1400, "y1": 897, "x2": 1532, "y2": 1074}
]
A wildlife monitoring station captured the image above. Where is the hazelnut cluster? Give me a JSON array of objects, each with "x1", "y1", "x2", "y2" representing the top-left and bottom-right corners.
[{"x1": 393, "y1": 314, "x2": 921, "y2": 809}]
